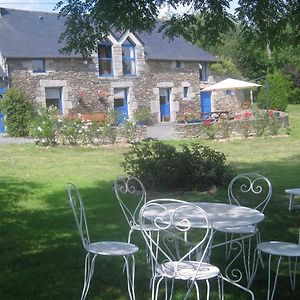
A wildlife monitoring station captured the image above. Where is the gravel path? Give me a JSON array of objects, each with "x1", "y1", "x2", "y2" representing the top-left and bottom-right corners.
[{"x1": 0, "y1": 136, "x2": 34, "y2": 145}]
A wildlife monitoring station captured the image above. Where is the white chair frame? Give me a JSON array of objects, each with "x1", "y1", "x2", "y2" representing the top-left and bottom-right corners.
[
  {"x1": 253, "y1": 229, "x2": 300, "y2": 300},
  {"x1": 216, "y1": 173, "x2": 272, "y2": 287},
  {"x1": 114, "y1": 174, "x2": 147, "y2": 243},
  {"x1": 67, "y1": 183, "x2": 138, "y2": 300},
  {"x1": 139, "y1": 199, "x2": 225, "y2": 300}
]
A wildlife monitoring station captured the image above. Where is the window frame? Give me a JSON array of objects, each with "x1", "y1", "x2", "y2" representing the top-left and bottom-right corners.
[
  {"x1": 32, "y1": 58, "x2": 46, "y2": 73},
  {"x1": 122, "y1": 39, "x2": 136, "y2": 76},
  {"x1": 98, "y1": 41, "x2": 113, "y2": 77},
  {"x1": 199, "y1": 62, "x2": 209, "y2": 82},
  {"x1": 183, "y1": 86, "x2": 189, "y2": 98}
]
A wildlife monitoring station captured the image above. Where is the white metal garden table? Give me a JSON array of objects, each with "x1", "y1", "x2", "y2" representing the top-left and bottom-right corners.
[
  {"x1": 143, "y1": 200, "x2": 265, "y2": 295},
  {"x1": 285, "y1": 188, "x2": 300, "y2": 211}
]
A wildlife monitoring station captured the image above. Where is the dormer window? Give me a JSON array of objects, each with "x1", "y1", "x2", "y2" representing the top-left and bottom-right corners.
[
  {"x1": 32, "y1": 58, "x2": 45, "y2": 73},
  {"x1": 122, "y1": 38, "x2": 136, "y2": 76},
  {"x1": 98, "y1": 40, "x2": 113, "y2": 76}
]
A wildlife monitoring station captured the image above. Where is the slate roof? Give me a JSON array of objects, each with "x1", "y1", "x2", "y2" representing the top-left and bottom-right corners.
[{"x1": 0, "y1": 7, "x2": 217, "y2": 62}]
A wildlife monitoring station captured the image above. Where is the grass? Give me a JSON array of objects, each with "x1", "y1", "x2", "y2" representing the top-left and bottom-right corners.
[{"x1": 0, "y1": 105, "x2": 300, "y2": 299}]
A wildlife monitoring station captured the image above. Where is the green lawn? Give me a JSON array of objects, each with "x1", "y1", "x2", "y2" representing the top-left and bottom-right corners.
[{"x1": 1, "y1": 105, "x2": 300, "y2": 299}]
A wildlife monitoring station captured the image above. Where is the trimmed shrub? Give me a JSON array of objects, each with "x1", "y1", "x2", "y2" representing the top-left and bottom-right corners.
[
  {"x1": 0, "y1": 87, "x2": 34, "y2": 136},
  {"x1": 121, "y1": 140, "x2": 232, "y2": 192}
]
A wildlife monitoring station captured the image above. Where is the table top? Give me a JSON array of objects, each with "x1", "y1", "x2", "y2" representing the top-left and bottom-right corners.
[
  {"x1": 285, "y1": 188, "x2": 300, "y2": 195},
  {"x1": 143, "y1": 202, "x2": 265, "y2": 229}
]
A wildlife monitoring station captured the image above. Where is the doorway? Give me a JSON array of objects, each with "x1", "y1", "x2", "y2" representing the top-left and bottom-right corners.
[{"x1": 159, "y1": 88, "x2": 170, "y2": 122}]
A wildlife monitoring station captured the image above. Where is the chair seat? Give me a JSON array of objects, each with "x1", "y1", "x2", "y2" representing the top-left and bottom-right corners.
[
  {"x1": 257, "y1": 241, "x2": 300, "y2": 257},
  {"x1": 158, "y1": 261, "x2": 220, "y2": 280},
  {"x1": 216, "y1": 224, "x2": 256, "y2": 234},
  {"x1": 86, "y1": 241, "x2": 139, "y2": 256}
]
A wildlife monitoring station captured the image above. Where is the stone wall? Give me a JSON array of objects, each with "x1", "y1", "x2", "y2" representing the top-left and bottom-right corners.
[
  {"x1": 174, "y1": 111, "x2": 289, "y2": 139},
  {"x1": 6, "y1": 45, "x2": 215, "y2": 124}
]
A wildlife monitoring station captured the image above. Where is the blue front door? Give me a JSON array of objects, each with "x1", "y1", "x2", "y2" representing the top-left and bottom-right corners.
[
  {"x1": 114, "y1": 88, "x2": 128, "y2": 124},
  {"x1": 200, "y1": 91, "x2": 212, "y2": 119},
  {"x1": 0, "y1": 87, "x2": 7, "y2": 133},
  {"x1": 160, "y1": 88, "x2": 170, "y2": 122}
]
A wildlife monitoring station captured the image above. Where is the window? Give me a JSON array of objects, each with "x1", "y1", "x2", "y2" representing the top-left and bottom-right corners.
[
  {"x1": 122, "y1": 38, "x2": 136, "y2": 76},
  {"x1": 98, "y1": 40, "x2": 113, "y2": 76},
  {"x1": 32, "y1": 59, "x2": 45, "y2": 73},
  {"x1": 183, "y1": 86, "x2": 189, "y2": 98},
  {"x1": 225, "y1": 90, "x2": 235, "y2": 95},
  {"x1": 45, "y1": 87, "x2": 62, "y2": 112},
  {"x1": 199, "y1": 62, "x2": 208, "y2": 82},
  {"x1": 176, "y1": 61, "x2": 181, "y2": 69}
]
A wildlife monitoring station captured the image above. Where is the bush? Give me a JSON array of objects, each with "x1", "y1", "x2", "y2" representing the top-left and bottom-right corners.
[
  {"x1": 29, "y1": 106, "x2": 61, "y2": 146},
  {"x1": 121, "y1": 140, "x2": 232, "y2": 192},
  {"x1": 256, "y1": 70, "x2": 292, "y2": 111},
  {"x1": 133, "y1": 106, "x2": 152, "y2": 125},
  {"x1": 0, "y1": 87, "x2": 34, "y2": 136}
]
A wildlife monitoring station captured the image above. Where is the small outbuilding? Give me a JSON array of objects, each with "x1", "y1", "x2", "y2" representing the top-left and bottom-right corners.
[{"x1": 201, "y1": 78, "x2": 262, "y2": 113}]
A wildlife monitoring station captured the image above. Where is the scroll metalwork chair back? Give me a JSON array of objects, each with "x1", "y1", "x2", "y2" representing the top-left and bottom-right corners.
[
  {"x1": 228, "y1": 173, "x2": 272, "y2": 213},
  {"x1": 139, "y1": 199, "x2": 223, "y2": 300},
  {"x1": 220, "y1": 173, "x2": 272, "y2": 287},
  {"x1": 67, "y1": 183, "x2": 138, "y2": 300},
  {"x1": 114, "y1": 175, "x2": 147, "y2": 242},
  {"x1": 67, "y1": 182, "x2": 90, "y2": 250}
]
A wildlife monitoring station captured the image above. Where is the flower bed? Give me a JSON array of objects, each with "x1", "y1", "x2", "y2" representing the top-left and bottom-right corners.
[{"x1": 175, "y1": 110, "x2": 289, "y2": 140}]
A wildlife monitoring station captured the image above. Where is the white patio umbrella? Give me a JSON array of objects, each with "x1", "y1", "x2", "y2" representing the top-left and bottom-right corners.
[
  {"x1": 201, "y1": 78, "x2": 262, "y2": 107},
  {"x1": 201, "y1": 78, "x2": 261, "y2": 92}
]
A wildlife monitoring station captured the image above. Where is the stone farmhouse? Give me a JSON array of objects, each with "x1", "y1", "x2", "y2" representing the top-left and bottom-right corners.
[{"x1": 0, "y1": 7, "x2": 221, "y2": 129}]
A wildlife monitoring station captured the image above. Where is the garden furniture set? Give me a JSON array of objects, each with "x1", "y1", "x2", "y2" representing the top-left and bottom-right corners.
[{"x1": 67, "y1": 174, "x2": 300, "y2": 299}]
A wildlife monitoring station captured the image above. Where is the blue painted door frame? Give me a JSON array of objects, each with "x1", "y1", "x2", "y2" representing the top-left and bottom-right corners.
[
  {"x1": 0, "y1": 87, "x2": 7, "y2": 133},
  {"x1": 114, "y1": 88, "x2": 128, "y2": 124},
  {"x1": 160, "y1": 88, "x2": 170, "y2": 122},
  {"x1": 200, "y1": 91, "x2": 212, "y2": 119}
]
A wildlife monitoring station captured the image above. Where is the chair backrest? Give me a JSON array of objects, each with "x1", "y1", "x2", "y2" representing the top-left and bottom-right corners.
[
  {"x1": 139, "y1": 199, "x2": 212, "y2": 280},
  {"x1": 114, "y1": 175, "x2": 147, "y2": 228},
  {"x1": 66, "y1": 183, "x2": 90, "y2": 249},
  {"x1": 228, "y1": 173, "x2": 272, "y2": 212}
]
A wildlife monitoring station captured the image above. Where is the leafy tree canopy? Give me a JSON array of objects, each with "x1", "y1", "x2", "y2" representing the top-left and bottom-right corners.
[{"x1": 56, "y1": 0, "x2": 299, "y2": 58}]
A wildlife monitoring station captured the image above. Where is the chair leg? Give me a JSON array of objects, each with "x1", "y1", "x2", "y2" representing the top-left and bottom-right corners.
[
  {"x1": 123, "y1": 254, "x2": 136, "y2": 300},
  {"x1": 288, "y1": 256, "x2": 298, "y2": 290},
  {"x1": 154, "y1": 276, "x2": 164, "y2": 300},
  {"x1": 81, "y1": 252, "x2": 97, "y2": 300},
  {"x1": 267, "y1": 254, "x2": 283, "y2": 300},
  {"x1": 206, "y1": 279, "x2": 210, "y2": 300}
]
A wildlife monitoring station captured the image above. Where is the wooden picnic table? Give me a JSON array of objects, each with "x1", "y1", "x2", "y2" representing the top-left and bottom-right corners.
[{"x1": 200, "y1": 111, "x2": 230, "y2": 120}]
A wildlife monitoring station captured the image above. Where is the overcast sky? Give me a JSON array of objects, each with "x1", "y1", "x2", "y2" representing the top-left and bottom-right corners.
[{"x1": 0, "y1": 0, "x2": 239, "y2": 14}]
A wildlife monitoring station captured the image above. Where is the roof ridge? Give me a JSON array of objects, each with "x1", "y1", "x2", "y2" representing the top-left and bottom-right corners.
[{"x1": 0, "y1": 7, "x2": 59, "y2": 15}]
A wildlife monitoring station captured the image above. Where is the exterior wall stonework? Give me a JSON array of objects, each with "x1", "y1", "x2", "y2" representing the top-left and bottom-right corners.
[{"x1": 7, "y1": 52, "x2": 214, "y2": 123}]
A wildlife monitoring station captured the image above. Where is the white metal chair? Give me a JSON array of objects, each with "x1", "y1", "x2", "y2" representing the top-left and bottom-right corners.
[
  {"x1": 255, "y1": 229, "x2": 300, "y2": 300},
  {"x1": 139, "y1": 198, "x2": 224, "y2": 300},
  {"x1": 113, "y1": 175, "x2": 148, "y2": 243},
  {"x1": 66, "y1": 183, "x2": 139, "y2": 300},
  {"x1": 216, "y1": 173, "x2": 272, "y2": 286}
]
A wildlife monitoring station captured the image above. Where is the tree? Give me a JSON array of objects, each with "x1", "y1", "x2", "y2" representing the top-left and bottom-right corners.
[
  {"x1": 56, "y1": 0, "x2": 299, "y2": 57},
  {"x1": 56, "y1": 0, "x2": 234, "y2": 56},
  {"x1": 256, "y1": 70, "x2": 292, "y2": 111}
]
